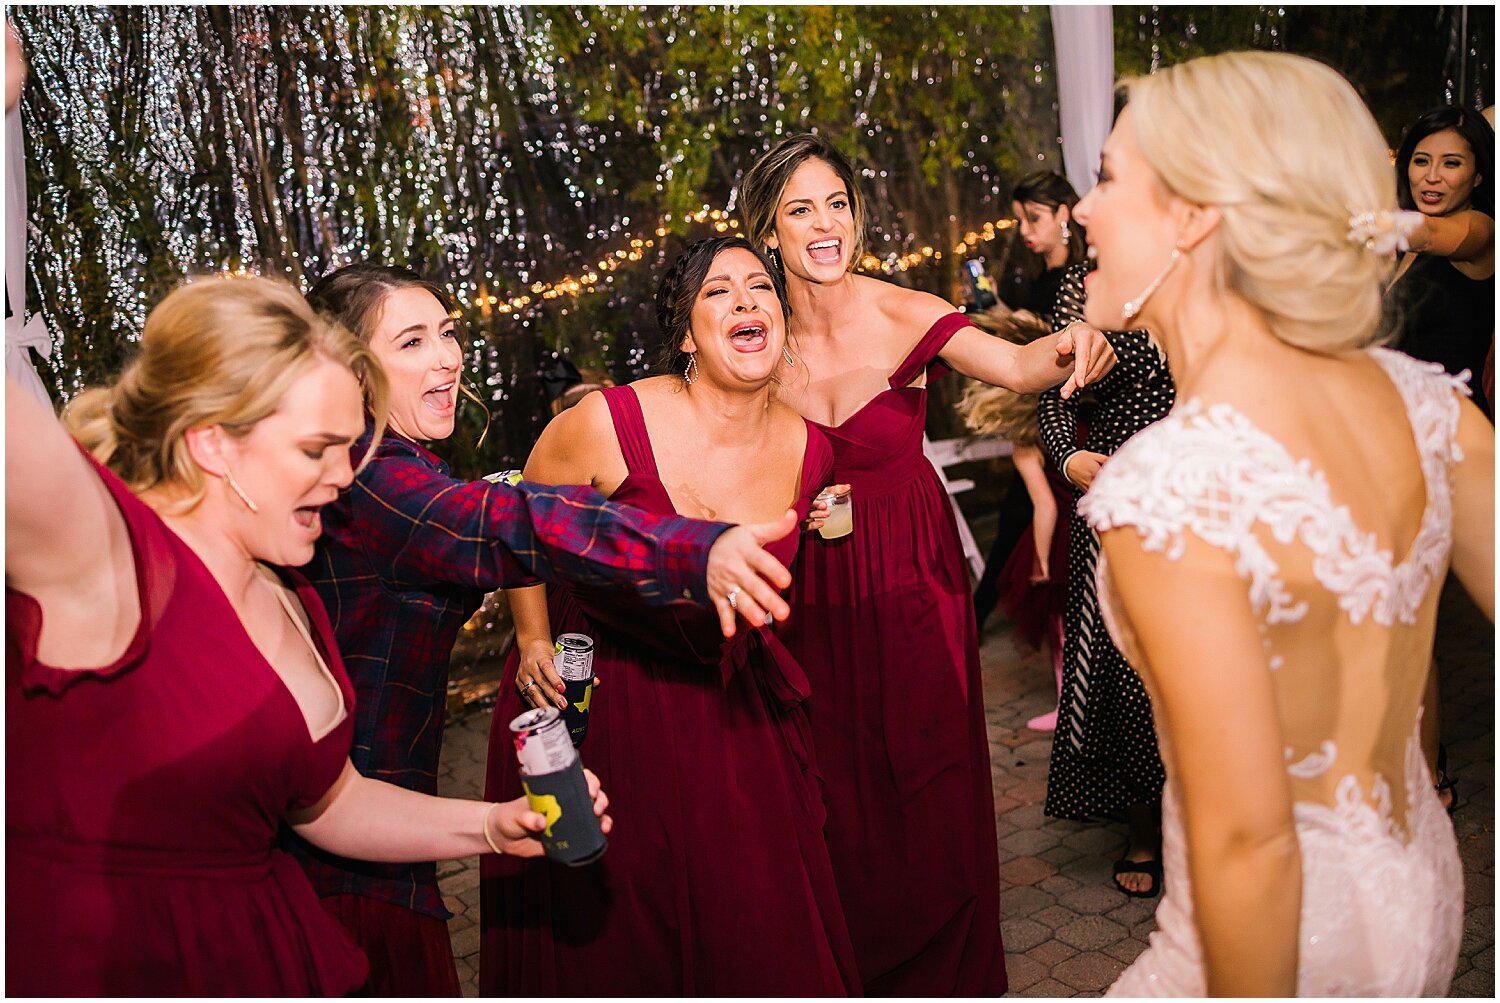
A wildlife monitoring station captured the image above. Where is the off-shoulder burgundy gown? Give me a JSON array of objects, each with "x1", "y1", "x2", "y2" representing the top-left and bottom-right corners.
[{"x1": 780, "y1": 312, "x2": 1007, "y2": 995}]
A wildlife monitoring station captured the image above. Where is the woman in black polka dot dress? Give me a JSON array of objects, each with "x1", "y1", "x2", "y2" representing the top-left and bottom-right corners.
[{"x1": 1036, "y1": 262, "x2": 1176, "y2": 896}]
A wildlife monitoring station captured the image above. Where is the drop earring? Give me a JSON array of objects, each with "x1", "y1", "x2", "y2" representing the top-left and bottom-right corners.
[
  {"x1": 223, "y1": 466, "x2": 260, "y2": 513},
  {"x1": 782, "y1": 345, "x2": 795, "y2": 367},
  {"x1": 683, "y1": 353, "x2": 699, "y2": 385},
  {"x1": 1121, "y1": 248, "x2": 1182, "y2": 324},
  {"x1": 767, "y1": 247, "x2": 784, "y2": 273},
  {"x1": 1059, "y1": 222, "x2": 1071, "y2": 247}
]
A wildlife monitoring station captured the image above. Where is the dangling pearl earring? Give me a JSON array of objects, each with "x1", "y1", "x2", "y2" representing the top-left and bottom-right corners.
[
  {"x1": 767, "y1": 247, "x2": 784, "y2": 273},
  {"x1": 1059, "y1": 222, "x2": 1071, "y2": 247},
  {"x1": 683, "y1": 353, "x2": 699, "y2": 385},
  {"x1": 782, "y1": 345, "x2": 795, "y2": 367},
  {"x1": 1121, "y1": 248, "x2": 1182, "y2": 324},
  {"x1": 223, "y1": 466, "x2": 260, "y2": 513}
]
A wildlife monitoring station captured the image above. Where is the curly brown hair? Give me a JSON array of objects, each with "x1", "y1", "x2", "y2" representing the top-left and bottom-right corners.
[
  {"x1": 956, "y1": 307, "x2": 1053, "y2": 447},
  {"x1": 654, "y1": 236, "x2": 791, "y2": 378}
]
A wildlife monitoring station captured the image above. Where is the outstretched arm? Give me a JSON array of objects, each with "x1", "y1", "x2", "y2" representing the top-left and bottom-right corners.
[
  {"x1": 5, "y1": 376, "x2": 140, "y2": 668},
  {"x1": 887, "y1": 279, "x2": 1115, "y2": 398},
  {"x1": 361, "y1": 439, "x2": 792, "y2": 631},
  {"x1": 494, "y1": 391, "x2": 795, "y2": 642},
  {"x1": 941, "y1": 321, "x2": 1116, "y2": 398},
  {"x1": 1099, "y1": 527, "x2": 1300, "y2": 997},
  {"x1": 1407, "y1": 208, "x2": 1495, "y2": 267},
  {"x1": 365, "y1": 446, "x2": 725, "y2": 603},
  {"x1": 288, "y1": 759, "x2": 610, "y2": 862},
  {"x1": 1450, "y1": 394, "x2": 1494, "y2": 619}
]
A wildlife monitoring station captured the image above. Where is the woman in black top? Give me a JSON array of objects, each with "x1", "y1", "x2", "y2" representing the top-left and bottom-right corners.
[
  {"x1": 1387, "y1": 105, "x2": 1495, "y2": 815},
  {"x1": 1389, "y1": 105, "x2": 1495, "y2": 418},
  {"x1": 975, "y1": 172, "x2": 1091, "y2": 634},
  {"x1": 1036, "y1": 264, "x2": 1176, "y2": 897},
  {"x1": 1006, "y1": 171, "x2": 1090, "y2": 325}
]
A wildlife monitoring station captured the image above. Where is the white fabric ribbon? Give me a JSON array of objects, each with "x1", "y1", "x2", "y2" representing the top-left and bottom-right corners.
[
  {"x1": 5, "y1": 102, "x2": 54, "y2": 405},
  {"x1": 1347, "y1": 209, "x2": 1425, "y2": 257},
  {"x1": 1051, "y1": 5, "x2": 1115, "y2": 200}
]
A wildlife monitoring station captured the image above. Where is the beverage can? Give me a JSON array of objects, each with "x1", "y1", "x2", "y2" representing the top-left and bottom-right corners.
[
  {"x1": 509, "y1": 706, "x2": 577, "y2": 775},
  {"x1": 553, "y1": 633, "x2": 595, "y2": 682}
]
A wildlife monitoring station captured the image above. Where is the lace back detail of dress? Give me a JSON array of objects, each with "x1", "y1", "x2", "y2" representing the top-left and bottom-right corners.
[
  {"x1": 1085, "y1": 348, "x2": 1467, "y2": 809},
  {"x1": 1087, "y1": 349, "x2": 1466, "y2": 995},
  {"x1": 1082, "y1": 349, "x2": 1465, "y2": 629}
]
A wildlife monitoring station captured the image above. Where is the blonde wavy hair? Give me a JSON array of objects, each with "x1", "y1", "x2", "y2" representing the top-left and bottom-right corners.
[
  {"x1": 64, "y1": 275, "x2": 389, "y2": 512},
  {"x1": 1124, "y1": 51, "x2": 1396, "y2": 352},
  {"x1": 957, "y1": 308, "x2": 1054, "y2": 447}
]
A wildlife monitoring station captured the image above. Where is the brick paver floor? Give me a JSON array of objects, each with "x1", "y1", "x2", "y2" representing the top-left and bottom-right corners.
[{"x1": 438, "y1": 579, "x2": 1494, "y2": 996}]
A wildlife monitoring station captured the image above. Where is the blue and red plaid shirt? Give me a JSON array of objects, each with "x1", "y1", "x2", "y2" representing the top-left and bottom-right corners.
[{"x1": 282, "y1": 425, "x2": 728, "y2": 917}]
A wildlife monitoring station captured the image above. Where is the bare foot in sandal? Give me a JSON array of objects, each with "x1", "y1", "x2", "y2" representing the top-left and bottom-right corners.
[{"x1": 1114, "y1": 802, "x2": 1163, "y2": 897}]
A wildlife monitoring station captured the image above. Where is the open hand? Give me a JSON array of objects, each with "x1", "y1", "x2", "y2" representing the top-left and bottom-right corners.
[{"x1": 707, "y1": 509, "x2": 797, "y2": 638}]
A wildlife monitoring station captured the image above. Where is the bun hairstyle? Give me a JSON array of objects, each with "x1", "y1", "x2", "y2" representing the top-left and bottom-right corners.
[
  {"x1": 1124, "y1": 51, "x2": 1396, "y2": 352},
  {"x1": 655, "y1": 235, "x2": 790, "y2": 378},
  {"x1": 740, "y1": 132, "x2": 869, "y2": 267},
  {"x1": 64, "y1": 276, "x2": 388, "y2": 511},
  {"x1": 307, "y1": 261, "x2": 491, "y2": 443},
  {"x1": 957, "y1": 309, "x2": 1054, "y2": 446}
]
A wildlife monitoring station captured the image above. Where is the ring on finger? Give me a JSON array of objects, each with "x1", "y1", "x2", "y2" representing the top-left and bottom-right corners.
[
  {"x1": 726, "y1": 587, "x2": 740, "y2": 610},
  {"x1": 520, "y1": 679, "x2": 538, "y2": 693}
]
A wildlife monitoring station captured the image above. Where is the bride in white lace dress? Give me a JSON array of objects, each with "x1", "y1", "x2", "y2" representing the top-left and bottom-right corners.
[{"x1": 1068, "y1": 52, "x2": 1493, "y2": 996}]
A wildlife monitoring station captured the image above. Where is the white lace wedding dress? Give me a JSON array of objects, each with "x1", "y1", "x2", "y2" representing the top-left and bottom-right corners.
[{"x1": 1079, "y1": 348, "x2": 1465, "y2": 997}]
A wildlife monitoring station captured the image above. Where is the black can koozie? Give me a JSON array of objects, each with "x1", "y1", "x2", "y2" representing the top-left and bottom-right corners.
[
  {"x1": 560, "y1": 677, "x2": 593, "y2": 746},
  {"x1": 520, "y1": 755, "x2": 608, "y2": 866}
]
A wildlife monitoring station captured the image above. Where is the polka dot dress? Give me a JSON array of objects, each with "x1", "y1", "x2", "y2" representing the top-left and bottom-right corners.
[{"x1": 1035, "y1": 264, "x2": 1177, "y2": 821}]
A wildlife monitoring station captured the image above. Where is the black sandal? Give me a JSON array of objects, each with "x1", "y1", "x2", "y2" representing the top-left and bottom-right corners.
[
  {"x1": 1435, "y1": 744, "x2": 1459, "y2": 817},
  {"x1": 1113, "y1": 856, "x2": 1163, "y2": 899}
]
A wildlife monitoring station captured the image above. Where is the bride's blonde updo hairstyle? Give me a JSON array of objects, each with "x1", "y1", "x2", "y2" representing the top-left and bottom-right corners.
[
  {"x1": 65, "y1": 275, "x2": 389, "y2": 511},
  {"x1": 1124, "y1": 51, "x2": 1396, "y2": 352}
]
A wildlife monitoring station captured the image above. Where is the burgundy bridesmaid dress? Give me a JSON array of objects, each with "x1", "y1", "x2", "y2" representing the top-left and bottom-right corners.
[
  {"x1": 6, "y1": 455, "x2": 368, "y2": 996},
  {"x1": 479, "y1": 385, "x2": 860, "y2": 996},
  {"x1": 780, "y1": 312, "x2": 1007, "y2": 995}
]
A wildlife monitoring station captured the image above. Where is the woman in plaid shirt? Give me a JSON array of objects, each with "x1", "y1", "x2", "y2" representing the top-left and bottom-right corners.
[{"x1": 287, "y1": 263, "x2": 798, "y2": 995}]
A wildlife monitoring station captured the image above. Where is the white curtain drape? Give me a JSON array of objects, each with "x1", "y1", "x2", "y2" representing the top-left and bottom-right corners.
[
  {"x1": 1050, "y1": 5, "x2": 1115, "y2": 199},
  {"x1": 6, "y1": 103, "x2": 53, "y2": 405}
]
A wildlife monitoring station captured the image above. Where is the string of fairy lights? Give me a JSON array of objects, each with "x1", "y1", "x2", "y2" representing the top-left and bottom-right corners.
[{"x1": 465, "y1": 209, "x2": 1018, "y2": 319}]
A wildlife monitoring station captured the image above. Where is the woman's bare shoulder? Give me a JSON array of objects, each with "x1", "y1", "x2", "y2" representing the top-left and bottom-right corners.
[
  {"x1": 847, "y1": 275, "x2": 963, "y2": 353},
  {"x1": 862, "y1": 275, "x2": 956, "y2": 324}
]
